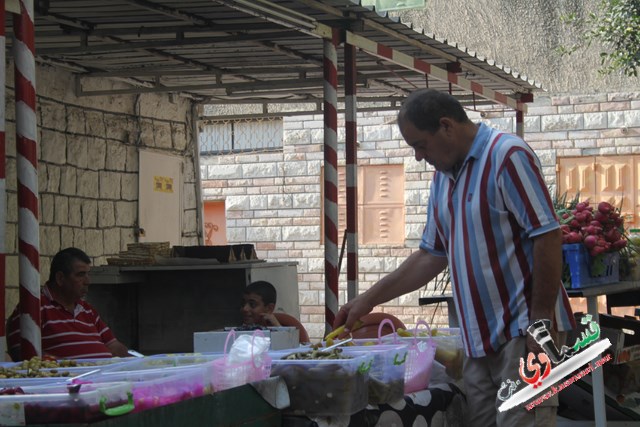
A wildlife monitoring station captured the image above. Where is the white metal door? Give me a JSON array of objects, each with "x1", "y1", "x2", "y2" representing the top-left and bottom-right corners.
[{"x1": 138, "y1": 150, "x2": 183, "y2": 246}]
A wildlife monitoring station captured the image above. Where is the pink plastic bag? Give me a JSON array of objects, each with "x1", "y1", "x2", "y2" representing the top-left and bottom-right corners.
[{"x1": 211, "y1": 329, "x2": 272, "y2": 392}]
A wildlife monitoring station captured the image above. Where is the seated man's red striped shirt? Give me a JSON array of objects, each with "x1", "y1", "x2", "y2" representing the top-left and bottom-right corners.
[{"x1": 7, "y1": 286, "x2": 115, "y2": 360}]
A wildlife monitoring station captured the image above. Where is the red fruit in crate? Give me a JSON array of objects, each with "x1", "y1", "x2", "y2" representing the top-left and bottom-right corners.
[
  {"x1": 594, "y1": 211, "x2": 608, "y2": 224},
  {"x1": 584, "y1": 235, "x2": 598, "y2": 249},
  {"x1": 590, "y1": 246, "x2": 606, "y2": 256},
  {"x1": 567, "y1": 232, "x2": 582, "y2": 243},
  {"x1": 570, "y1": 219, "x2": 581, "y2": 229},
  {"x1": 560, "y1": 224, "x2": 570, "y2": 234},
  {"x1": 604, "y1": 228, "x2": 621, "y2": 243},
  {"x1": 562, "y1": 212, "x2": 570, "y2": 220},
  {"x1": 611, "y1": 239, "x2": 628, "y2": 250},
  {"x1": 598, "y1": 202, "x2": 613, "y2": 215},
  {"x1": 575, "y1": 202, "x2": 589, "y2": 212},
  {"x1": 584, "y1": 225, "x2": 602, "y2": 235},
  {"x1": 574, "y1": 212, "x2": 588, "y2": 223}
]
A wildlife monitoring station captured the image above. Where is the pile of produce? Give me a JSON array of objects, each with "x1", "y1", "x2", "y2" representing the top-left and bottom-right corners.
[
  {"x1": 0, "y1": 357, "x2": 86, "y2": 379},
  {"x1": 557, "y1": 200, "x2": 628, "y2": 256}
]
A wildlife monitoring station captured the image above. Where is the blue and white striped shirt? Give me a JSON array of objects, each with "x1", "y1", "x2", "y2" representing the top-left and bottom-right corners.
[{"x1": 420, "y1": 123, "x2": 575, "y2": 358}]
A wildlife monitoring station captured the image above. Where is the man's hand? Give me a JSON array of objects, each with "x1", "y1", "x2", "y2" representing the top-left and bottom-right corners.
[
  {"x1": 262, "y1": 313, "x2": 281, "y2": 327},
  {"x1": 332, "y1": 295, "x2": 374, "y2": 338},
  {"x1": 107, "y1": 340, "x2": 130, "y2": 358}
]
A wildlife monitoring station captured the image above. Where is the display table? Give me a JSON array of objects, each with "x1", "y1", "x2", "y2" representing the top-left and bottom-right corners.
[
  {"x1": 566, "y1": 280, "x2": 640, "y2": 427},
  {"x1": 282, "y1": 383, "x2": 463, "y2": 427}
]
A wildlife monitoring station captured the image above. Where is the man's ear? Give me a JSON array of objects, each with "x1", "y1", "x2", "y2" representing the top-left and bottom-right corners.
[
  {"x1": 54, "y1": 271, "x2": 65, "y2": 286},
  {"x1": 440, "y1": 117, "x2": 454, "y2": 132},
  {"x1": 266, "y1": 303, "x2": 276, "y2": 314}
]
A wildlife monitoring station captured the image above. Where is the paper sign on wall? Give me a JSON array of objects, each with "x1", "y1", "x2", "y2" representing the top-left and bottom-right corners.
[{"x1": 153, "y1": 176, "x2": 174, "y2": 193}]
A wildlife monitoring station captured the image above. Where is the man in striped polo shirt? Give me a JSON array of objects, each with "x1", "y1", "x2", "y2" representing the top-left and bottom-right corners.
[
  {"x1": 335, "y1": 89, "x2": 575, "y2": 426},
  {"x1": 7, "y1": 247, "x2": 129, "y2": 361}
]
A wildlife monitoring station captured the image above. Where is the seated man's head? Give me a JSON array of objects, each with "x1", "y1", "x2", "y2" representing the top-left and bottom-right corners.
[
  {"x1": 242, "y1": 281, "x2": 277, "y2": 326},
  {"x1": 48, "y1": 247, "x2": 92, "y2": 303}
]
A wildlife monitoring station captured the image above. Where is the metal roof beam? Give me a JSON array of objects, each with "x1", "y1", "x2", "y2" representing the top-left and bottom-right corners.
[
  {"x1": 297, "y1": 0, "x2": 530, "y2": 95},
  {"x1": 36, "y1": 31, "x2": 299, "y2": 55},
  {"x1": 341, "y1": 29, "x2": 527, "y2": 112}
]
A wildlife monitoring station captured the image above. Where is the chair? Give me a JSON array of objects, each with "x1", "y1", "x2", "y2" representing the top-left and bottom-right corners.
[
  {"x1": 273, "y1": 312, "x2": 310, "y2": 344},
  {"x1": 350, "y1": 312, "x2": 407, "y2": 340}
]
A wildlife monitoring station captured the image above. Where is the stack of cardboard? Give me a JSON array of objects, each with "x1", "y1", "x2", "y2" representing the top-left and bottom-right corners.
[{"x1": 107, "y1": 242, "x2": 172, "y2": 266}]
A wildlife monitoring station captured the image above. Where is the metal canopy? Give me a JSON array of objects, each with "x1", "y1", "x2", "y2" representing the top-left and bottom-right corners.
[{"x1": 4, "y1": 0, "x2": 542, "y2": 115}]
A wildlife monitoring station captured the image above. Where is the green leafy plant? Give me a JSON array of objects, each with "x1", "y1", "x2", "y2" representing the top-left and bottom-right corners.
[{"x1": 558, "y1": 0, "x2": 640, "y2": 77}]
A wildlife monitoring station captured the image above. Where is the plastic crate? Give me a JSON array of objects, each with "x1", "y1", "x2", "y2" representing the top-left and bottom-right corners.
[
  {"x1": 0, "y1": 381, "x2": 133, "y2": 424},
  {"x1": 269, "y1": 350, "x2": 372, "y2": 416},
  {"x1": 562, "y1": 243, "x2": 620, "y2": 289}
]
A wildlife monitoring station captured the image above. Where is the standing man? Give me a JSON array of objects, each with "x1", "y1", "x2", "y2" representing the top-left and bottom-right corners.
[
  {"x1": 334, "y1": 89, "x2": 574, "y2": 426},
  {"x1": 7, "y1": 247, "x2": 129, "y2": 361}
]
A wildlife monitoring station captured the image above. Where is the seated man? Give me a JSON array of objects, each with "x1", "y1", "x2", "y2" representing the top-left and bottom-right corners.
[{"x1": 7, "y1": 247, "x2": 129, "y2": 361}]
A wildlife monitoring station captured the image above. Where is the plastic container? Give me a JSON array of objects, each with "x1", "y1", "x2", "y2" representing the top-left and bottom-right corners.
[
  {"x1": 562, "y1": 243, "x2": 619, "y2": 288},
  {"x1": 0, "y1": 381, "x2": 133, "y2": 424},
  {"x1": 377, "y1": 319, "x2": 437, "y2": 393},
  {"x1": 343, "y1": 343, "x2": 407, "y2": 404},
  {"x1": 78, "y1": 365, "x2": 212, "y2": 412},
  {"x1": 345, "y1": 319, "x2": 409, "y2": 403},
  {"x1": 103, "y1": 354, "x2": 222, "y2": 373},
  {"x1": 270, "y1": 349, "x2": 372, "y2": 416}
]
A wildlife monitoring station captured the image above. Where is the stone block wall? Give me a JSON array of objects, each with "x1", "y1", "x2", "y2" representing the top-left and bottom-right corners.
[
  {"x1": 3, "y1": 64, "x2": 200, "y2": 319},
  {"x1": 200, "y1": 90, "x2": 640, "y2": 342}
]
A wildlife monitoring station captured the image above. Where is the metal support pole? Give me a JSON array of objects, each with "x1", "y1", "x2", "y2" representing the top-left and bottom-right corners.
[
  {"x1": 344, "y1": 42, "x2": 358, "y2": 302},
  {"x1": 323, "y1": 29, "x2": 339, "y2": 335},
  {"x1": 14, "y1": 0, "x2": 41, "y2": 359}
]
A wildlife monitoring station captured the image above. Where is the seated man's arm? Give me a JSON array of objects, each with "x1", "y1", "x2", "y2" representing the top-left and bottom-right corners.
[
  {"x1": 6, "y1": 309, "x2": 22, "y2": 361},
  {"x1": 106, "y1": 339, "x2": 130, "y2": 358}
]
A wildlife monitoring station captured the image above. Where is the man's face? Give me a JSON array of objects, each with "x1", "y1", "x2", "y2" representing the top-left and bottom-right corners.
[
  {"x1": 56, "y1": 260, "x2": 91, "y2": 302},
  {"x1": 400, "y1": 118, "x2": 459, "y2": 172},
  {"x1": 241, "y1": 292, "x2": 273, "y2": 325}
]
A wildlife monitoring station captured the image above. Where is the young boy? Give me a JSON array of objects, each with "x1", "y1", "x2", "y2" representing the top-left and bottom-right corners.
[{"x1": 241, "y1": 281, "x2": 281, "y2": 327}]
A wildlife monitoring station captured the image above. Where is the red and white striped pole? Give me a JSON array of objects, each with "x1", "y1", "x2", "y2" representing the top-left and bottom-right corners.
[
  {"x1": 0, "y1": 0, "x2": 7, "y2": 353},
  {"x1": 323, "y1": 29, "x2": 339, "y2": 335},
  {"x1": 344, "y1": 43, "x2": 358, "y2": 302},
  {"x1": 14, "y1": 0, "x2": 41, "y2": 359}
]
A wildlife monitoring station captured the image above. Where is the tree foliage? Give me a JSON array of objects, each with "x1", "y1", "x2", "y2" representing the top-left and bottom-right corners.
[{"x1": 559, "y1": 0, "x2": 640, "y2": 77}]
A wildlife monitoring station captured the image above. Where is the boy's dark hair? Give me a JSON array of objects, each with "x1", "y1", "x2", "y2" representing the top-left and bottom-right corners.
[
  {"x1": 48, "y1": 247, "x2": 91, "y2": 283},
  {"x1": 399, "y1": 88, "x2": 470, "y2": 133},
  {"x1": 244, "y1": 281, "x2": 277, "y2": 305}
]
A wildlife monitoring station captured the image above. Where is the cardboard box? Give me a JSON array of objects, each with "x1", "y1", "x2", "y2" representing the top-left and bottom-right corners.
[
  {"x1": 599, "y1": 314, "x2": 640, "y2": 364},
  {"x1": 193, "y1": 327, "x2": 299, "y2": 352}
]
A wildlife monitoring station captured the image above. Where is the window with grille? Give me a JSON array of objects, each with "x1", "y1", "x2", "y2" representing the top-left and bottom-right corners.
[{"x1": 198, "y1": 118, "x2": 283, "y2": 154}]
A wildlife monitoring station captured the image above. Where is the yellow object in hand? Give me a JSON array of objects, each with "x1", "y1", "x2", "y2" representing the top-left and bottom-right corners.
[
  {"x1": 396, "y1": 328, "x2": 413, "y2": 337},
  {"x1": 324, "y1": 320, "x2": 364, "y2": 341}
]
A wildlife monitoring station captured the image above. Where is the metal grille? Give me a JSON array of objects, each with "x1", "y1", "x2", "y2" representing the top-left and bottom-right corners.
[{"x1": 198, "y1": 118, "x2": 283, "y2": 154}]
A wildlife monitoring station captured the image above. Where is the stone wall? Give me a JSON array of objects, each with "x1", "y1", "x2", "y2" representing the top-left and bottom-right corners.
[
  {"x1": 4, "y1": 64, "x2": 200, "y2": 319},
  {"x1": 200, "y1": 90, "x2": 640, "y2": 341}
]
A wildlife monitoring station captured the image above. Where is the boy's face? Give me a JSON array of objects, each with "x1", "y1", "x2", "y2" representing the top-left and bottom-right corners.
[{"x1": 241, "y1": 292, "x2": 274, "y2": 325}]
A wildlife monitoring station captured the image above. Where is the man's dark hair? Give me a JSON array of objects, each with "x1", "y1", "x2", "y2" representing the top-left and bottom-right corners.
[
  {"x1": 48, "y1": 247, "x2": 91, "y2": 283},
  {"x1": 399, "y1": 89, "x2": 470, "y2": 133},
  {"x1": 244, "y1": 280, "x2": 277, "y2": 305}
]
